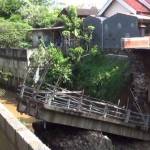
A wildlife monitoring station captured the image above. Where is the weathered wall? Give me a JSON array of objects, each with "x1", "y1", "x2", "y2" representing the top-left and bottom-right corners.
[
  {"x1": 0, "y1": 103, "x2": 50, "y2": 150},
  {"x1": 103, "y1": 1, "x2": 131, "y2": 17},
  {"x1": 32, "y1": 30, "x2": 52, "y2": 47},
  {"x1": 0, "y1": 48, "x2": 33, "y2": 87},
  {"x1": 103, "y1": 13, "x2": 140, "y2": 50},
  {"x1": 83, "y1": 16, "x2": 103, "y2": 49},
  {"x1": 129, "y1": 50, "x2": 150, "y2": 113},
  {"x1": 83, "y1": 13, "x2": 140, "y2": 52},
  {"x1": 0, "y1": 128, "x2": 16, "y2": 150}
]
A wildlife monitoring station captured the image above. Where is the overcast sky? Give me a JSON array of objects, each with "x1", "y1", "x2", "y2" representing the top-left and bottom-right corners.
[{"x1": 53, "y1": 0, "x2": 108, "y2": 9}]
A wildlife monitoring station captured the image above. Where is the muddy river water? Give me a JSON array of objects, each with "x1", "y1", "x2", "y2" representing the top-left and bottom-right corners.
[
  {"x1": 0, "y1": 88, "x2": 35, "y2": 130},
  {"x1": 0, "y1": 88, "x2": 35, "y2": 150}
]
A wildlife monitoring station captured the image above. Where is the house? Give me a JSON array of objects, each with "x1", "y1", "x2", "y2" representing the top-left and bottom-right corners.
[
  {"x1": 30, "y1": 26, "x2": 64, "y2": 48},
  {"x1": 83, "y1": 16, "x2": 105, "y2": 49},
  {"x1": 30, "y1": 6, "x2": 98, "y2": 49},
  {"x1": 83, "y1": 0, "x2": 150, "y2": 50},
  {"x1": 98, "y1": 0, "x2": 150, "y2": 17},
  {"x1": 139, "y1": 0, "x2": 150, "y2": 9},
  {"x1": 102, "y1": 13, "x2": 147, "y2": 49},
  {"x1": 84, "y1": 13, "x2": 150, "y2": 50}
]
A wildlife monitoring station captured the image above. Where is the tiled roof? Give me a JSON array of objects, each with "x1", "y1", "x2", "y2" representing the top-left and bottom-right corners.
[
  {"x1": 145, "y1": 0, "x2": 150, "y2": 4},
  {"x1": 125, "y1": 0, "x2": 150, "y2": 14}
]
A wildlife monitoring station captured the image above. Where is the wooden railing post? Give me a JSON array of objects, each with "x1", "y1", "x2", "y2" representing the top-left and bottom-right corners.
[
  {"x1": 45, "y1": 93, "x2": 49, "y2": 103},
  {"x1": 88, "y1": 105, "x2": 92, "y2": 114},
  {"x1": 67, "y1": 99, "x2": 71, "y2": 109},
  {"x1": 20, "y1": 85, "x2": 25, "y2": 99},
  {"x1": 103, "y1": 104, "x2": 108, "y2": 118},
  {"x1": 47, "y1": 94, "x2": 53, "y2": 106},
  {"x1": 144, "y1": 116, "x2": 149, "y2": 130},
  {"x1": 78, "y1": 90, "x2": 84, "y2": 111},
  {"x1": 32, "y1": 90, "x2": 37, "y2": 101},
  {"x1": 125, "y1": 110, "x2": 131, "y2": 123}
]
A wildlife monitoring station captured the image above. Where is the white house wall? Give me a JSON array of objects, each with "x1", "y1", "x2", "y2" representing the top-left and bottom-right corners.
[{"x1": 104, "y1": 1, "x2": 132, "y2": 17}]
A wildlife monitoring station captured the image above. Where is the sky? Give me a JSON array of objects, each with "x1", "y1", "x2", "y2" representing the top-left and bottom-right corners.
[{"x1": 52, "y1": 0, "x2": 108, "y2": 9}]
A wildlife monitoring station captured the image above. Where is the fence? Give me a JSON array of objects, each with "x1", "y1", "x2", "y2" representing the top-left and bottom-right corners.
[{"x1": 17, "y1": 84, "x2": 150, "y2": 130}]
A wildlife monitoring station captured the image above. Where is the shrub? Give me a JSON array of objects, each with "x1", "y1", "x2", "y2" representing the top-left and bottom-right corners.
[
  {"x1": 0, "y1": 0, "x2": 23, "y2": 18},
  {"x1": 0, "y1": 18, "x2": 32, "y2": 48},
  {"x1": 73, "y1": 54, "x2": 130, "y2": 103},
  {"x1": 31, "y1": 43, "x2": 72, "y2": 84},
  {"x1": 19, "y1": 5, "x2": 60, "y2": 28}
]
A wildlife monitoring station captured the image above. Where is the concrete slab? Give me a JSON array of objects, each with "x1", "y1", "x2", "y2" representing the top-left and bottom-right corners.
[{"x1": 122, "y1": 36, "x2": 150, "y2": 49}]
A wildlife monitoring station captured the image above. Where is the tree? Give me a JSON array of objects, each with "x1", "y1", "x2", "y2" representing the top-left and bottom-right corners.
[
  {"x1": 61, "y1": 6, "x2": 82, "y2": 38},
  {"x1": 29, "y1": 0, "x2": 52, "y2": 5},
  {"x1": 19, "y1": 2, "x2": 59, "y2": 28},
  {"x1": 31, "y1": 43, "x2": 72, "y2": 84},
  {"x1": 0, "y1": 0, "x2": 23, "y2": 18},
  {"x1": 0, "y1": 18, "x2": 32, "y2": 48}
]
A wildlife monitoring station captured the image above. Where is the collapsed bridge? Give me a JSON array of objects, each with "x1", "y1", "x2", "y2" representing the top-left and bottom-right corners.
[
  {"x1": 17, "y1": 83, "x2": 150, "y2": 141},
  {"x1": 17, "y1": 37, "x2": 150, "y2": 141}
]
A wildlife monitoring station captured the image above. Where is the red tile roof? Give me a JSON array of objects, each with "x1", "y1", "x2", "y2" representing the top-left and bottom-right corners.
[
  {"x1": 145, "y1": 0, "x2": 150, "y2": 4},
  {"x1": 125, "y1": 0, "x2": 150, "y2": 14}
]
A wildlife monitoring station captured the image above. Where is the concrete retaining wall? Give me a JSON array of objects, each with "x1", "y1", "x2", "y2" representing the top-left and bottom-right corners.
[
  {"x1": 0, "y1": 48, "x2": 33, "y2": 87},
  {"x1": 0, "y1": 103, "x2": 50, "y2": 150}
]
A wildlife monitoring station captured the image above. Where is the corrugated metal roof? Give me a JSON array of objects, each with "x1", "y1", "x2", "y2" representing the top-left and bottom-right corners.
[{"x1": 31, "y1": 26, "x2": 65, "y2": 31}]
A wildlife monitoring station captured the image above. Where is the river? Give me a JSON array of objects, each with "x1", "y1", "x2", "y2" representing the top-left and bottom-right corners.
[{"x1": 0, "y1": 88, "x2": 35, "y2": 130}]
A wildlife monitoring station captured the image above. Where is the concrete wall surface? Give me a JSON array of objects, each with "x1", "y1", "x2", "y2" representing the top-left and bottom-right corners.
[
  {"x1": 0, "y1": 48, "x2": 33, "y2": 78},
  {"x1": 0, "y1": 103, "x2": 50, "y2": 150}
]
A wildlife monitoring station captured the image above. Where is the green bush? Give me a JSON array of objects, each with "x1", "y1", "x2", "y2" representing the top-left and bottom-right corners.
[
  {"x1": 0, "y1": 18, "x2": 32, "y2": 48},
  {"x1": 31, "y1": 43, "x2": 72, "y2": 85},
  {"x1": 73, "y1": 54, "x2": 130, "y2": 103},
  {"x1": 19, "y1": 4, "x2": 60, "y2": 28},
  {"x1": 0, "y1": 0, "x2": 23, "y2": 18}
]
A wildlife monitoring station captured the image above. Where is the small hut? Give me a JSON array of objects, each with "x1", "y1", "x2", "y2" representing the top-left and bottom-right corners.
[{"x1": 31, "y1": 26, "x2": 64, "y2": 48}]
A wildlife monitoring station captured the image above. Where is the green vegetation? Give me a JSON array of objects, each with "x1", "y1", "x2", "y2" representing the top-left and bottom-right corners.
[
  {"x1": 31, "y1": 43, "x2": 71, "y2": 84},
  {"x1": 0, "y1": 0, "x2": 23, "y2": 18},
  {"x1": 73, "y1": 54, "x2": 129, "y2": 103},
  {"x1": 61, "y1": 6, "x2": 82, "y2": 38},
  {"x1": 0, "y1": 17, "x2": 31, "y2": 48},
  {"x1": 0, "y1": 1, "x2": 130, "y2": 103},
  {"x1": 0, "y1": 70, "x2": 13, "y2": 81},
  {"x1": 0, "y1": 0, "x2": 59, "y2": 48},
  {"x1": 19, "y1": 3, "x2": 60, "y2": 28}
]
